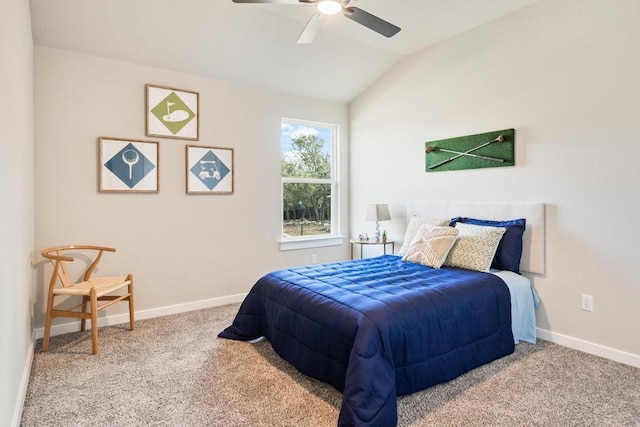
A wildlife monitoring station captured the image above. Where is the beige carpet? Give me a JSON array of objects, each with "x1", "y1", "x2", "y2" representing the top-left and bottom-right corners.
[{"x1": 21, "y1": 303, "x2": 640, "y2": 426}]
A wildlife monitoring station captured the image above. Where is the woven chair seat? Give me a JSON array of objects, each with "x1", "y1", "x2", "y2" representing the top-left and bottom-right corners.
[{"x1": 53, "y1": 276, "x2": 131, "y2": 297}]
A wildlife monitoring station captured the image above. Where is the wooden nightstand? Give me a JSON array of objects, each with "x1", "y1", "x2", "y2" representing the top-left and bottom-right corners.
[{"x1": 350, "y1": 239, "x2": 395, "y2": 260}]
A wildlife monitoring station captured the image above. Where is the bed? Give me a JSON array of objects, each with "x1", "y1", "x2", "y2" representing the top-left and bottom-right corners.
[{"x1": 219, "y1": 201, "x2": 545, "y2": 426}]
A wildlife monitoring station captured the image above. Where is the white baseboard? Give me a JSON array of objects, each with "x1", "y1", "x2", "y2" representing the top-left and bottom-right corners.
[
  {"x1": 33, "y1": 293, "x2": 247, "y2": 340},
  {"x1": 537, "y1": 328, "x2": 640, "y2": 368},
  {"x1": 32, "y1": 297, "x2": 640, "y2": 370},
  {"x1": 12, "y1": 331, "x2": 35, "y2": 427}
]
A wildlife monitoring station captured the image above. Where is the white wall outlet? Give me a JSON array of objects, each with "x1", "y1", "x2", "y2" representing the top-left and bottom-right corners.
[
  {"x1": 581, "y1": 294, "x2": 594, "y2": 312},
  {"x1": 311, "y1": 254, "x2": 317, "y2": 264}
]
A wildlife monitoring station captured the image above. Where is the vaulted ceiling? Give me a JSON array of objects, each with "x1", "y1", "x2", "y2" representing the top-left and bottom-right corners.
[{"x1": 29, "y1": 0, "x2": 539, "y2": 103}]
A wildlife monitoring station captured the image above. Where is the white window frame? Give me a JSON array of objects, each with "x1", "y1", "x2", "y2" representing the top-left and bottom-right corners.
[{"x1": 280, "y1": 118, "x2": 343, "y2": 251}]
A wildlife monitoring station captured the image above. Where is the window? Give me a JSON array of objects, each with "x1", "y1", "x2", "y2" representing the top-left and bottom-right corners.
[{"x1": 281, "y1": 118, "x2": 341, "y2": 249}]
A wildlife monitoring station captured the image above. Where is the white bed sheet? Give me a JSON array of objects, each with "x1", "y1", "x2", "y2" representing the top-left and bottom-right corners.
[{"x1": 491, "y1": 270, "x2": 539, "y2": 344}]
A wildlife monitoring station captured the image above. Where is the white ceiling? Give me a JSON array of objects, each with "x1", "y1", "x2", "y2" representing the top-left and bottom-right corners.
[{"x1": 29, "y1": 0, "x2": 539, "y2": 103}]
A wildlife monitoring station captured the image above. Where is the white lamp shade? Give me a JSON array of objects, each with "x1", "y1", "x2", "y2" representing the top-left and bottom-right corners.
[{"x1": 365, "y1": 204, "x2": 391, "y2": 222}]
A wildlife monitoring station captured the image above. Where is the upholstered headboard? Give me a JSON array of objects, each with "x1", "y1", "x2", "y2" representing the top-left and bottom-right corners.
[{"x1": 407, "y1": 201, "x2": 545, "y2": 274}]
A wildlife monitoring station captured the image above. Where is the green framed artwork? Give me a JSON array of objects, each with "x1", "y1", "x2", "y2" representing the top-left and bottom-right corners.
[
  {"x1": 425, "y1": 128, "x2": 515, "y2": 172},
  {"x1": 146, "y1": 84, "x2": 199, "y2": 140}
]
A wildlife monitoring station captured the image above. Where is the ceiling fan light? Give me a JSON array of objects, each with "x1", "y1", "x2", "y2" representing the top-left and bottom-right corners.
[{"x1": 317, "y1": 0, "x2": 342, "y2": 15}]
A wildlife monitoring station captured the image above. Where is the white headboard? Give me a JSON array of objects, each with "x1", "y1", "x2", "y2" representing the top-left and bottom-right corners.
[{"x1": 407, "y1": 201, "x2": 545, "y2": 274}]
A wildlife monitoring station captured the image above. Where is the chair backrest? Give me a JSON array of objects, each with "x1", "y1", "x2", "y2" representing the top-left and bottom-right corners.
[
  {"x1": 52, "y1": 249, "x2": 73, "y2": 288},
  {"x1": 41, "y1": 245, "x2": 117, "y2": 288}
]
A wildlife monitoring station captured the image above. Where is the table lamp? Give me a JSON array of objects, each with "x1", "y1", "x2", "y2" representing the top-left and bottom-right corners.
[{"x1": 365, "y1": 204, "x2": 391, "y2": 242}]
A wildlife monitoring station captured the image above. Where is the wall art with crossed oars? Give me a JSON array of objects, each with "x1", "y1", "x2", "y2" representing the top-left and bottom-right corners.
[{"x1": 425, "y1": 129, "x2": 515, "y2": 172}]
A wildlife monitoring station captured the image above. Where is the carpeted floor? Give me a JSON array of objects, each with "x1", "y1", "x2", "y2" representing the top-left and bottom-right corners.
[{"x1": 21, "y1": 303, "x2": 640, "y2": 426}]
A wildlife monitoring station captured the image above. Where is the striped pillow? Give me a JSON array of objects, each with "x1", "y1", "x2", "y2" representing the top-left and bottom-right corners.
[
  {"x1": 402, "y1": 225, "x2": 459, "y2": 268},
  {"x1": 398, "y1": 216, "x2": 451, "y2": 256}
]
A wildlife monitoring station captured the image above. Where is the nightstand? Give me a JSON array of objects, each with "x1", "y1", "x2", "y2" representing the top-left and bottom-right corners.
[{"x1": 350, "y1": 239, "x2": 395, "y2": 260}]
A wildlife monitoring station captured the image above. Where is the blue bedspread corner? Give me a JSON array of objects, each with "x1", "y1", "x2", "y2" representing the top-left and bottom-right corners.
[{"x1": 218, "y1": 286, "x2": 265, "y2": 341}]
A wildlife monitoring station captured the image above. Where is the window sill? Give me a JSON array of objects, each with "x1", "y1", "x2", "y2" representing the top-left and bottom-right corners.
[{"x1": 280, "y1": 236, "x2": 345, "y2": 251}]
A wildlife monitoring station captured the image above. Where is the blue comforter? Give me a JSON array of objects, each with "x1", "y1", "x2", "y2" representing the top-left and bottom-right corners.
[{"x1": 219, "y1": 255, "x2": 514, "y2": 426}]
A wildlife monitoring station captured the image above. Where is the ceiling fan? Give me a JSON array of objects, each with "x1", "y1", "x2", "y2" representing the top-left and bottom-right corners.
[{"x1": 232, "y1": 0, "x2": 401, "y2": 44}]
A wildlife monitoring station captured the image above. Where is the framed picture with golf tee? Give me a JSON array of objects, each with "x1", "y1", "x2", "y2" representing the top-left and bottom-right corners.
[
  {"x1": 186, "y1": 145, "x2": 234, "y2": 195},
  {"x1": 98, "y1": 137, "x2": 159, "y2": 193},
  {"x1": 146, "y1": 84, "x2": 199, "y2": 140}
]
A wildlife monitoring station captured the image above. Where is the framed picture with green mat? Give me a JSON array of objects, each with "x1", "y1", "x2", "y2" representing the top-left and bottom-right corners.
[
  {"x1": 146, "y1": 84, "x2": 199, "y2": 141},
  {"x1": 425, "y1": 128, "x2": 515, "y2": 172}
]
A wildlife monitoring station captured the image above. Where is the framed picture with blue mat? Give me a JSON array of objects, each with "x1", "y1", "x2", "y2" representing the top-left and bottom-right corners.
[
  {"x1": 99, "y1": 137, "x2": 159, "y2": 193},
  {"x1": 186, "y1": 145, "x2": 234, "y2": 194}
]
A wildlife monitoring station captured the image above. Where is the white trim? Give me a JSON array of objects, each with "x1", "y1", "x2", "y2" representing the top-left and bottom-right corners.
[
  {"x1": 280, "y1": 118, "x2": 341, "y2": 246},
  {"x1": 25, "y1": 294, "x2": 640, "y2": 410},
  {"x1": 282, "y1": 177, "x2": 330, "y2": 184},
  {"x1": 280, "y1": 235, "x2": 345, "y2": 251},
  {"x1": 536, "y1": 328, "x2": 640, "y2": 368},
  {"x1": 12, "y1": 332, "x2": 35, "y2": 427},
  {"x1": 33, "y1": 293, "x2": 247, "y2": 339}
]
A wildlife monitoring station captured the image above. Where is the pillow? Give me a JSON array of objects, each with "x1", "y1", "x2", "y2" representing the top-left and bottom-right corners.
[
  {"x1": 402, "y1": 225, "x2": 459, "y2": 268},
  {"x1": 445, "y1": 222, "x2": 507, "y2": 272},
  {"x1": 398, "y1": 216, "x2": 450, "y2": 256},
  {"x1": 450, "y1": 217, "x2": 526, "y2": 273}
]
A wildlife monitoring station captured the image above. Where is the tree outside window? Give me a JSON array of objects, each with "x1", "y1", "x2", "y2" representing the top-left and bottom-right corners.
[{"x1": 281, "y1": 119, "x2": 337, "y2": 239}]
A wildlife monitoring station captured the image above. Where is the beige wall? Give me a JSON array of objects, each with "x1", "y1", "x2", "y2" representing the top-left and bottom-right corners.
[
  {"x1": 33, "y1": 46, "x2": 350, "y2": 332},
  {"x1": 15, "y1": 2, "x2": 640, "y2": 420},
  {"x1": 349, "y1": 0, "x2": 640, "y2": 362},
  {"x1": 0, "y1": 0, "x2": 34, "y2": 424}
]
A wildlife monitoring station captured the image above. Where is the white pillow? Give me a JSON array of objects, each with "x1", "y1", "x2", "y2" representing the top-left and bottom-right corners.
[
  {"x1": 402, "y1": 225, "x2": 459, "y2": 268},
  {"x1": 445, "y1": 222, "x2": 507, "y2": 272},
  {"x1": 398, "y1": 216, "x2": 450, "y2": 256}
]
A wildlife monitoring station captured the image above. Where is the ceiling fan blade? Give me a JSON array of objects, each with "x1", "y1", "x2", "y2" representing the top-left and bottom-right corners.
[
  {"x1": 297, "y1": 13, "x2": 323, "y2": 44},
  {"x1": 232, "y1": 0, "x2": 304, "y2": 4},
  {"x1": 342, "y1": 7, "x2": 400, "y2": 38}
]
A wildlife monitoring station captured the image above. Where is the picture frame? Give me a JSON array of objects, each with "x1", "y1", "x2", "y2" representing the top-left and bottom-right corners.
[
  {"x1": 186, "y1": 145, "x2": 234, "y2": 194},
  {"x1": 146, "y1": 84, "x2": 199, "y2": 140},
  {"x1": 98, "y1": 137, "x2": 159, "y2": 193},
  {"x1": 425, "y1": 129, "x2": 515, "y2": 172}
]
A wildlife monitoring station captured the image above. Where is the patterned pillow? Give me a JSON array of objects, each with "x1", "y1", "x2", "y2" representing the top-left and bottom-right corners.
[
  {"x1": 398, "y1": 216, "x2": 451, "y2": 256},
  {"x1": 445, "y1": 222, "x2": 507, "y2": 272},
  {"x1": 402, "y1": 225, "x2": 459, "y2": 268},
  {"x1": 450, "y1": 217, "x2": 526, "y2": 273}
]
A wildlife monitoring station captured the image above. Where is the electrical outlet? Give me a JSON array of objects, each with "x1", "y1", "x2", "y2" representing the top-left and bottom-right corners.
[
  {"x1": 311, "y1": 254, "x2": 317, "y2": 264},
  {"x1": 581, "y1": 294, "x2": 593, "y2": 312}
]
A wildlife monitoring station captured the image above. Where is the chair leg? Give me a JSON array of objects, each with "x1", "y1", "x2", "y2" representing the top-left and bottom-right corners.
[
  {"x1": 80, "y1": 296, "x2": 89, "y2": 331},
  {"x1": 127, "y1": 273, "x2": 135, "y2": 331},
  {"x1": 90, "y1": 287, "x2": 99, "y2": 355},
  {"x1": 42, "y1": 294, "x2": 55, "y2": 353}
]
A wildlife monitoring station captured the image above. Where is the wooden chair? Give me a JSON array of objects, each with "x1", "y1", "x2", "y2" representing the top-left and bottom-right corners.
[{"x1": 41, "y1": 245, "x2": 135, "y2": 355}]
